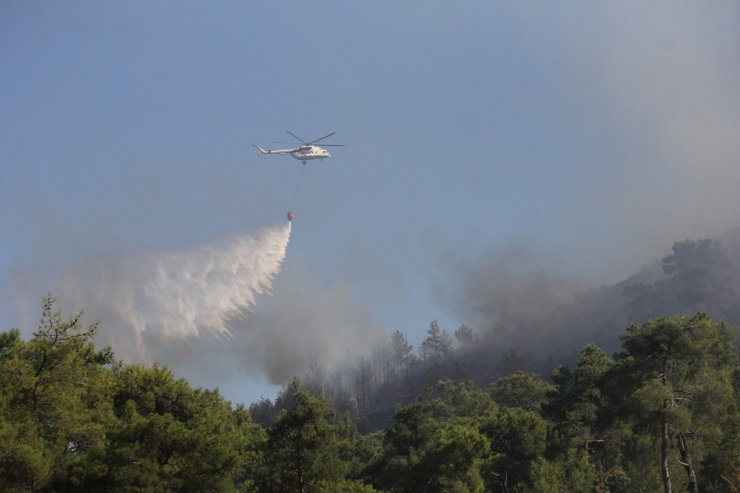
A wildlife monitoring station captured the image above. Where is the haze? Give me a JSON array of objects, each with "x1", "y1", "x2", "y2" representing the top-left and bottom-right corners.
[{"x1": 2, "y1": 2, "x2": 739, "y2": 403}]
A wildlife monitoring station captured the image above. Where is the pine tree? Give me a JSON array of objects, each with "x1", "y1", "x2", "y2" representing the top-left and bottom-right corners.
[
  {"x1": 615, "y1": 314, "x2": 738, "y2": 493},
  {"x1": 260, "y1": 379, "x2": 348, "y2": 492}
]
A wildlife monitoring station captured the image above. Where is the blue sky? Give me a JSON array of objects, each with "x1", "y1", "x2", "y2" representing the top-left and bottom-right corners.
[{"x1": 2, "y1": 2, "x2": 740, "y2": 403}]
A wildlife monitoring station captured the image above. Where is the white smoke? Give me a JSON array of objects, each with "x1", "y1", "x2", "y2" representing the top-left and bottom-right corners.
[{"x1": 48, "y1": 222, "x2": 292, "y2": 361}]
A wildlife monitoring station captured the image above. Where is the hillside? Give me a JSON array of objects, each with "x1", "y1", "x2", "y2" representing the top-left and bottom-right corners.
[{"x1": 273, "y1": 232, "x2": 740, "y2": 433}]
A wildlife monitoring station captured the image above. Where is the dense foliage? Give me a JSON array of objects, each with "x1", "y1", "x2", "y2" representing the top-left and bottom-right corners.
[
  {"x1": 2, "y1": 296, "x2": 738, "y2": 492},
  {"x1": 0, "y1": 297, "x2": 265, "y2": 492}
]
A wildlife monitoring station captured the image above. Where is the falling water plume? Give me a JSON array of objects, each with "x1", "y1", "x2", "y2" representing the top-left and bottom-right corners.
[{"x1": 52, "y1": 222, "x2": 292, "y2": 359}]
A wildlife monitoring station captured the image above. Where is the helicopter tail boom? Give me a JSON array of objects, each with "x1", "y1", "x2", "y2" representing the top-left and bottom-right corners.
[{"x1": 252, "y1": 144, "x2": 296, "y2": 155}]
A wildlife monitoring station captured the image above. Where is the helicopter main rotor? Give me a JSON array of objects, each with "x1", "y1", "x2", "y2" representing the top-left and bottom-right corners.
[{"x1": 286, "y1": 130, "x2": 344, "y2": 147}]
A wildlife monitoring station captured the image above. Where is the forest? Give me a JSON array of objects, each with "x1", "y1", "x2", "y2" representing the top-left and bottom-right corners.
[{"x1": 1, "y1": 238, "x2": 739, "y2": 492}]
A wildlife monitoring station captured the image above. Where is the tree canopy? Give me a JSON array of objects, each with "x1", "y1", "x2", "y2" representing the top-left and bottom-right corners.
[{"x1": 1, "y1": 297, "x2": 738, "y2": 492}]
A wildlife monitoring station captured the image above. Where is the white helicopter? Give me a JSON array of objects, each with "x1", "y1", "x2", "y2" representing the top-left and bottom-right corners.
[{"x1": 253, "y1": 131, "x2": 344, "y2": 164}]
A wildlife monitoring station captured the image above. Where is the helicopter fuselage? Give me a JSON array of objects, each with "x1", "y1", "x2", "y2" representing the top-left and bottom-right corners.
[{"x1": 291, "y1": 145, "x2": 331, "y2": 161}]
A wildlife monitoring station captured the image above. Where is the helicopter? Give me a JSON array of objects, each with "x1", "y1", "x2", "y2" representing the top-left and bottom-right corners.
[{"x1": 253, "y1": 131, "x2": 344, "y2": 164}]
